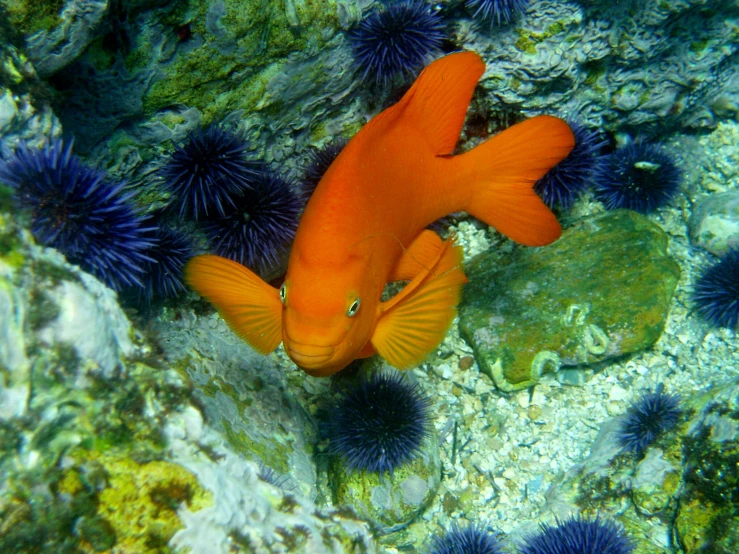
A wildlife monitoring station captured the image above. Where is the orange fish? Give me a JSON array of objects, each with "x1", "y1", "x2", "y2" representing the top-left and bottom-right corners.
[{"x1": 185, "y1": 51, "x2": 574, "y2": 377}]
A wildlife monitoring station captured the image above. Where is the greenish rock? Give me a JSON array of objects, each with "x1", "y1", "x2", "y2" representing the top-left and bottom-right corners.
[
  {"x1": 328, "y1": 430, "x2": 441, "y2": 535},
  {"x1": 689, "y1": 190, "x2": 739, "y2": 256},
  {"x1": 459, "y1": 210, "x2": 680, "y2": 391},
  {"x1": 676, "y1": 378, "x2": 739, "y2": 553}
]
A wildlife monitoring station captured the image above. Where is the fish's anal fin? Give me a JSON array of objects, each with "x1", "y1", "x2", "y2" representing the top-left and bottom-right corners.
[
  {"x1": 389, "y1": 51, "x2": 485, "y2": 156},
  {"x1": 463, "y1": 115, "x2": 574, "y2": 246},
  {"x1": 372, "y1": 236, "x2": 468, "y2": 370},
  {"x1": 389, "y1": 229, "x2": 444, "y2": 282},
  {"x1": 184, "y1": 255, "x2": 283, "y2": 354}
]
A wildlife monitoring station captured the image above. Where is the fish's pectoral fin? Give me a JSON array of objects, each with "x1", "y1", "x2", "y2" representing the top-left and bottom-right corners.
[
  {"x1": 372, "y1": 237, "x2": 468, "y2": 370},
  {"x1": 389, "y1": 229, "x2": 444, "y2": 282},
  {"x1": 184, "y1": 255, "x2": 283, "y2": 355}
]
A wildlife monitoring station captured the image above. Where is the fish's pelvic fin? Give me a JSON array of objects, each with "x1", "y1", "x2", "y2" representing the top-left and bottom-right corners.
[
  {"x1": 184, "y1": 255, "x2": 283, "y2": 354},
  {"x1": 389, "y1": 229, "x2": 444, "y2": 282},
  {"x1": 463, "y1": 115, "x2": 574, "y2": 246},
  {"x1": 372, "y1": 236, "x2": 468, "y2": 370},
  {"x1": 389, "y1": 51, "x2": 485, "y2": 156}
]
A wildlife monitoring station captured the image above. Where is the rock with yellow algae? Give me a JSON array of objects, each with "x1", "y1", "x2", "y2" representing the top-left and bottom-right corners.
[{"x1": 88, "y1": 452, "x2": 211, "y2": 554}]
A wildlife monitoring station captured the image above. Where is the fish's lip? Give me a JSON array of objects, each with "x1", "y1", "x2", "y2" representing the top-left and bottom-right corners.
[{"x1": 286, "y1": 342, "x2": 335, "y2": 367}]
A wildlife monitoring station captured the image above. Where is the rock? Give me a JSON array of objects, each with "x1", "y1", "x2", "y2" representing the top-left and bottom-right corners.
[
  {"x1": 328, "y1": 430, "x2": 441, "y2": 535},
  {"x1": 459, "y1": 210, "x2": 680, "y2": 391},
  {"x1": 689, "y1": 191, "x2": 739, "y2": 256}
]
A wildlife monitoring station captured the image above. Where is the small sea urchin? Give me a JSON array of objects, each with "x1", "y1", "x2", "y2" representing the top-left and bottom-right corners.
[
  {"x1": 137, "y1": 226, "x2": 194, "y2": 302},
  {"x1": 520, "y1": 515, "x2": 633, "y2": 554},
  {"x1": 159, "y1": 124, "x2": 259, "y2": 220},
  {"x1": 466, "y1": 0, "x2": 529, "y2": 26},
  {"x1": 535, "y1": 122, "x2": 607, "y2": 210},
  {"x1": 0, "y1": 139, "x2": 154, "y2": 290},
  {"x1": 618, "y1": 384, "x2": 681, "y2": 455},
  {"x1": 593, "y1": 141, "x2": 681, "y2": 214},
  {"x1": 349, "y1": 0, "x2": 444, "y2": 85},
  {"x1": 300, "y1": 139, "x2": 347, "y2": 202},
  {"x1": 203, "y1": 169, "x2": 301, "y2": 273},
  {"x1": 693, "y1": 249, "x2": 739, "y2": 329},
  {"x1": 326, "y1": 372, "x2": 431, "y2": 474},
  {"x1": 429, "y1": 525, "x2": 503, "y2": 554}
]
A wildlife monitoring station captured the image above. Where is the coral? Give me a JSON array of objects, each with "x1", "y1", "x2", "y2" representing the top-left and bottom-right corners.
[
  {"x1": 534, "y1": 122, "x2": 607, "y2": 210},
  {"x1": 326, "y1": 372, "x2": 431, "y2": 474},
  {"x1": 429, "y1": 524, "x2": 503, "y2": 554},
  {"x1": 692, "y1": 249, "x2": 739, "y2": 328},
  {"x1": 203, "y1": 169, "x2": 301, "y2": 274},
  {"x1": 300, "y1": 138, "x2": 347, "y2": 202},
  {"x1": 137, "y1": 225, "x2": 194, "y2": 302},
  {"x1": 617, "y1": 384, "x2": 681, "y2": 455},
  {"x1": 519, "y1": 515, "x2": 633, "y2": 554},
  {"x1": 593, "y1": 141, "x2": 681, "y2": 214},
  {"x1": 349, "y1": 0, "x2": 444, "y2": 85},
  {"x1": 0, "y1": 139, "x2": 155, "y2": 290},
  {"x1": 466, "y1": 0, "x2": 529, "y2": 27},
  {"x1": 159, "y1": 124, "x2": 260, "y2": 221}
]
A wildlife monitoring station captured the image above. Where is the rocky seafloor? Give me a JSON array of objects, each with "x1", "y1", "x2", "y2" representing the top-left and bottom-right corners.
[{"x1": 1, "y1": 0, "x2": 739, "y2": 553}]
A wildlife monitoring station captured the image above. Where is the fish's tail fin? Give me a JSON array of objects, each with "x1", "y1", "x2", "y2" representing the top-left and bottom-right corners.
[{"x1": 459, "y1": 115, "x2": 574, "y2": 246}]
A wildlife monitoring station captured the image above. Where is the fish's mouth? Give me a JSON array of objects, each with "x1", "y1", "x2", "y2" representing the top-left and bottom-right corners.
[{"x1": 286, "y1": 342, "x2": 335, "y2": 368}]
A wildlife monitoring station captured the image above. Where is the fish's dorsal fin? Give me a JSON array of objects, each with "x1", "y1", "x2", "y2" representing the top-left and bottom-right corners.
[
  {"x1": 389, "y1": 229, "x2": 444, "y2": 282},
  {"x1": 372, "y1": 236, "x2": 468, "y2": 369},
  {"x1": 184, "y1": 255, "x2": 283, "y2": 354},
  {"x1": 385, "y1": 52, "x2": 485, "y2": 156}
]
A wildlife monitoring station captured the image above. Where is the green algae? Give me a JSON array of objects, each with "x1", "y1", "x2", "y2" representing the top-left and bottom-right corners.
[{"x1": 0, "y1": 0, "x2": 65, "y2": 36}]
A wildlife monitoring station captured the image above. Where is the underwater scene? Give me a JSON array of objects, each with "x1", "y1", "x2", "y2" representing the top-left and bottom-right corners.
[{"x1": 0, "y1": 0, "x2": 738, "y2": 553}]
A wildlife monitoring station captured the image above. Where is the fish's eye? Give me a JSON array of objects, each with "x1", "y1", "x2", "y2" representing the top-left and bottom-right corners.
[
  {"x1": 346, "y1": 297, "x2": 361, "y2": 317},
  {"x1": 279, "y1": 283, "x2": 287, "y2": 304}
]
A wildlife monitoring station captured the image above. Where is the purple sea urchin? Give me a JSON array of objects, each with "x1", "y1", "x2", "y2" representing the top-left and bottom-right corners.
[
  {"x1": 203, "y1": 169, "x2": 301, "y2": 274},
  {"x1": 534, "y1": 122, "x2": 607, "y2": 210},
  {"x1": 693, "y1": 249, "x2": 739, "y2": 328},
  {"x1": 593, "y1": 141, "x2": 681, "y2": 214},
  {"x1": 326, "y1": 372, "x2": 431, "y2": 474},
  {"x1": 300, "y1": 139, "x2": 347, "y2": 202},
  {"x1": 349, "y1": 0, "x2": 444, "y2": 85},
  {"x1": 520, "y1": 515, "x2": 633, "y2": 554},
  {"x1": 138, "y1": 226, "x2": 194, "y2": 302},
  {"x1": 466, "y1": 0, "x2": 529, "y2": 26},
  {"x1": 159, "y1": 124, "x2": 260, "y2": 220},
  {"x1": 0, "y1": 139, "x2": 154, "y2": 290},
  {"x1": 429, "y1": 525, "x2": 503, "y2": 554},
  {"x1": 618, "y1": 384, "x2": 681, "y2": 455}
]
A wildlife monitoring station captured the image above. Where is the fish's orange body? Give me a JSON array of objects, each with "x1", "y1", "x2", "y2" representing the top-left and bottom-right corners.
[{"x1": 185, "y1": 52, "x2": 575, "y2": 377}]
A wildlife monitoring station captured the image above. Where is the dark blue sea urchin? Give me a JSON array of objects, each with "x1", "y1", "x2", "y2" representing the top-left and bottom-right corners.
[
  {"x1": 535, "y1": 122, "x2": 607, "y2": 210},
  {"x1": 300, "y1": 139, "x2": 347, "y2": 202},
  {"x1": 327, "y1": 372, "x2": 431, "y2": 474},
  {"x1": 429, "y1": 525, "x2": 503, "y2": 554},
  {"x1": 159, "y1": 124, "x2": 259, "y2": 220},
  {"x1": 203, "y1": 169, "x2": 301, "y2": 273},
  {"x1": 138, "y1": 226, "x2": 194, "y2": 302},
  {"x1": 618, "y1": 384, "x2": 681, "y2": 455},
  {"x1": 0, "y1": 139, "x2": 155, "y2": 290},
  {"x1": 693, "y1": 249, "x2": 739, "y2": 329},
  {"x1": 593, "y1": 141, "x2": 681, "y2": 214},
  {"x1": 349, "y1": 0, "x2": 444, "y2": 85},
  {"x1": 466, "y1": 0, "x2": 529, "y2": 26},
  {"x1": 520, "y1": 515, "x2": 633, "y2": 554}
]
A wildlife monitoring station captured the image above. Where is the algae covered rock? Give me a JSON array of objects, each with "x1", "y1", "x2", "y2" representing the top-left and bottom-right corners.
[
  {"x1": 328, "y1": 430, "x2": 441, "y2": 535},
  {"x1": 459, "y1": 210, "x2": 680, "y2": 391}
]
